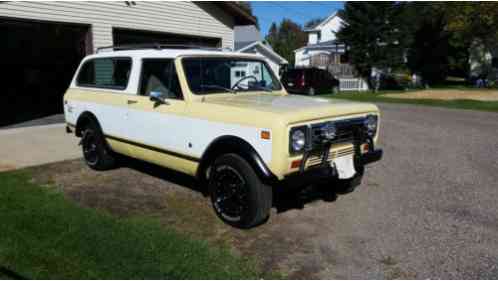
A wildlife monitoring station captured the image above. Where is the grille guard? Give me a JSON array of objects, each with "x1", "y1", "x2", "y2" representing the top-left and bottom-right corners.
[{"x1": 299, "y1": 127, "x2": 374, "y2": 173}]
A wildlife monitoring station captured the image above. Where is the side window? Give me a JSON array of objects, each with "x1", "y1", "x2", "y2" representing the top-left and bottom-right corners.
[
  {"x1": 139, "y1": 59, "x2": 183, "y2": 100},
  {"x1": 77, "y1": 57, "x2": 131, "y2": 89}
]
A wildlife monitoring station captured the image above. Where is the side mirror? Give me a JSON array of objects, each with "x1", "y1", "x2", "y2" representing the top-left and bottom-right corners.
[{"x1": 149, "y1": 91, "x2": 165, "y2": 103}]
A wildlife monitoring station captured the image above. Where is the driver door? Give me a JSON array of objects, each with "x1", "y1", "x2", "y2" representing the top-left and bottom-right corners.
[{"x1": 126, "y1": 59, "x2": 189, "y2": 161}]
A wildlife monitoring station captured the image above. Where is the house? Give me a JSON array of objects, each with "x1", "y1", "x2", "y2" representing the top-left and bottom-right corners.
[
  {"x1": 0, "y1": 2, "x2": 255, "y2": 126},
  {"x1": 469, "y1": 40, "x2": 498, "y2": 83},
  {"x1": 234, "y1": 25, "x2": 288, "y2": 76},
  {"x1": 294, "y1": 12, "x2": 368, "y2": 91}
]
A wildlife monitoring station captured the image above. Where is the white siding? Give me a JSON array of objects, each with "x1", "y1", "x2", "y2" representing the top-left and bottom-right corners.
[
  {"x1": 0, "y1": 1, "x2": 235, "y2": 51},
  {"x1": 316, "y1": 15, "x2": 344, "y2": 43}
]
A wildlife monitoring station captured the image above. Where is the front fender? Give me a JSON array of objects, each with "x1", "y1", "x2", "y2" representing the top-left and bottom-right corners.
[{"x1": 197, "y1": 136, "x2": 278, "y2": 185}]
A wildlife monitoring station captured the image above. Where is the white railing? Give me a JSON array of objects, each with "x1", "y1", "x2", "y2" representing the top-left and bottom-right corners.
[{"x1": 339, "y1": 78, "x2": 369, "y2": 92}]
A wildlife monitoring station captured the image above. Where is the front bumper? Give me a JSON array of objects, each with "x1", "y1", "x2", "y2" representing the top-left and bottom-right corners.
[
  {"x1": 283, "y1": 148, "x2": 383, "y2": 187},
  {"x1": 360, "y1": 149, "x2": 383, "y2": 165}
]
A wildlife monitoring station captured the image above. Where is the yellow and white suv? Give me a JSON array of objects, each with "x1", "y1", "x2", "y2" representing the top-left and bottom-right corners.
[{"x1": 64, "y1": 44, "x2": 383, "y2": 228}]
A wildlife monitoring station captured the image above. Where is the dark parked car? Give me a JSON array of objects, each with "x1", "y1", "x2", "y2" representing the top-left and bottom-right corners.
[{"x1": 281, "y1": 68, "x2": 340, "y2": 95}]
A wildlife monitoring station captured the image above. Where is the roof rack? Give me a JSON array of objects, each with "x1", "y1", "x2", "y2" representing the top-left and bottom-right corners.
[{"x1": 96, "y1": 43, "x2": 232, "y2": 53}]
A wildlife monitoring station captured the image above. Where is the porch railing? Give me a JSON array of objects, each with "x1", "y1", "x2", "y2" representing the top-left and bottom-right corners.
[{"x1": 339, "y1": 78, "x2": 368, "y2": 91}]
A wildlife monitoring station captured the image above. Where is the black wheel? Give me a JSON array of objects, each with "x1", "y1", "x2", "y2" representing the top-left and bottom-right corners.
[
  {"x1": 208, "y1": 154, "x2": 272, "y2": 228},
  {"x1": 81, "y1": 122, "x2": 116, "y2": 171},
  {"x1": 308, "y1": 87, "x2": 316, "y2": 96}
]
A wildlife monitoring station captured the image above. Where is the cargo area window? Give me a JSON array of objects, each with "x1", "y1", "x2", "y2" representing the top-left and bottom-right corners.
[{"x1": 77, "y1": 57, "x2": 132, "y2": 90}]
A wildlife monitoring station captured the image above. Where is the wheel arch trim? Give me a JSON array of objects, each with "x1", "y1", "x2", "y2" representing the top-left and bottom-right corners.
[
  {"x1": 197, "y1": 135, "x2": 278, "y2": 184},
  {"x1": 75, "y1": 111, "x2": 103, "y2": 137}
]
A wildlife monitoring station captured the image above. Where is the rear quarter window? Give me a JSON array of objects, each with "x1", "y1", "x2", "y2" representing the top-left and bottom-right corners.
[{"x1": 77, "y1": 57, "x2": 132, "y2": 90}]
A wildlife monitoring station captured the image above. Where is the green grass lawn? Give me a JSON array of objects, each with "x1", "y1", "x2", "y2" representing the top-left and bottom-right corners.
[
  {"x1": 0, "y1": 171, "x2": 271, "y2": 279},
  {"x1": 325, "y1": 91, "x2": 498, "y2": 113}
]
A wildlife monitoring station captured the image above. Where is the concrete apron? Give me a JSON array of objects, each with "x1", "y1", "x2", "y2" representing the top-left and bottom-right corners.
[{"x1": 0, "y1": 124, "x2": 81, "y2": 172}]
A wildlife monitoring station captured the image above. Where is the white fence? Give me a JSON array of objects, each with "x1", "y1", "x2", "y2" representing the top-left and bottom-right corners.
[{"x1": 339, "y1": 78, "x2": 369, "y2": 91}]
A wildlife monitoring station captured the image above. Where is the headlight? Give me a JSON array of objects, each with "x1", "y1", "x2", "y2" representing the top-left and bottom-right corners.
[
  {"x1": 322, "y1": 122, "x2": 337, "y2": 140},
  {"x1": 364, "y1": 115, "x2": 378, "y2": 136},
  {"x1": 290, "y1": 127, "x2": 306, "y2": 153}
]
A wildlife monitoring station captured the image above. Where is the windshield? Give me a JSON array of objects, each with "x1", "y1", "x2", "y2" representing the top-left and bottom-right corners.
[{"x1": 182, "y1": 57, "x2": 282, "y2": 95}]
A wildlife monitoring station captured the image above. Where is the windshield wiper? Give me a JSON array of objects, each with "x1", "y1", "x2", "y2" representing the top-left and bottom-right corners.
[{"x1": 201, "y1": 84, "x2": 236, "y2": 94}]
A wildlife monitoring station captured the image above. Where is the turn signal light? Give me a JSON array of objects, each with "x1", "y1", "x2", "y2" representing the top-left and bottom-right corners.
[
  {"x1": 291, "y1": 159, "x2": 302, "y2": 169},
  {"x1": 363, "y1": 143, "x2": 369, "y2": 153},
  {"x1": 261, "y1": 130, "x2": 271, "y2": 140}
]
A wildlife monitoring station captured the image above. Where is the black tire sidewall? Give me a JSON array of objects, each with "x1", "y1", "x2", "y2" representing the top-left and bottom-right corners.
[
  {"x1": 82, "y1": 122, "x2": 115, "y2": 170},
  {"x1": 208, "y1": 154, "x2": 271, "y2": 228}
]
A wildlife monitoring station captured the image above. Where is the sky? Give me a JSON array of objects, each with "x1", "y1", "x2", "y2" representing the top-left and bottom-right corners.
[{"x1": 250, "y1": 1, "x2": 344, "y2": 37}]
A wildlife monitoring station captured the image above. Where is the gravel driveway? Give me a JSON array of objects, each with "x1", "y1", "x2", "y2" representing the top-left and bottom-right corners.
[{"x1": 27, "y1": 103, "x2": 498, "y2": 279}]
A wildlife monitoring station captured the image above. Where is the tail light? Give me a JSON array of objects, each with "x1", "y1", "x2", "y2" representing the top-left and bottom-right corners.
[{"x1": 298, "y1": 73, "x2": 305, "y2": 87}]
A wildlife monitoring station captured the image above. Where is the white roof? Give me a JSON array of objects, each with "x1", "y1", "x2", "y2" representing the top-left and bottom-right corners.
[
  {"x1": 86, "y1": 48, "x2": 266, "y2": 60},
  {"x1": 237, "y1": 41, "x2": 288, "y2": 64}
]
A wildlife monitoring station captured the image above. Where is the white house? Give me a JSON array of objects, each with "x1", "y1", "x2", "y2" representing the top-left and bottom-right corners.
[
  {"x1": 294, "y1": 12, "x2": 345, "y2": 68},
  {"x1": 294, "y1": 12, "x2": 369, "y2": 91},
  {"x1": 234, "y1": 25, "x2": 288, "y2": 76},
  {"x1": 0, "y1": 2, "x2": 255, "y2": 126},
  {"x1": 469, "y1": 40, "x2": 498, "y2": 82}
]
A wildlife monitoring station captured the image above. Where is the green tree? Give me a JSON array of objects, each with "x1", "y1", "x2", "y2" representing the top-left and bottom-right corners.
[
  {"x1": 404, "y1": 3, "x2": 452, "y2": 84},
  {"x1": 446, "y1": 3, "x2": 498, "y2": 79},
  {"x1": 446, "y1": 2, "x2": 498, "y2": 47},
  {"x1": 265, "y1": 19, "x2": 307, "y2": 65},
  {"x1": 396, "y1": 3, "x2": 498, "y2": 84},
  {"x1": 336, "y1": 2, "x2": 410, "y2": 87}
]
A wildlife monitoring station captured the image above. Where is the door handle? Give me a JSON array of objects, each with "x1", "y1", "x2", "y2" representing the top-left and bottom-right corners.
[{"x1": 127, "y1": 100, "x2": 138, "y2": 105}]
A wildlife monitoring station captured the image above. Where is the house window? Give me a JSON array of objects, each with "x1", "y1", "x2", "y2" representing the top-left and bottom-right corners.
[{"x1": 317, "y1": 31, "x2": 321, "y2": 43}]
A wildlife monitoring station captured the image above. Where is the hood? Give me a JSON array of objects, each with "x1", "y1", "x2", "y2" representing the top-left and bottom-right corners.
[{"x1": 202, "y1": 93, "x2": 378, "y2": 124}]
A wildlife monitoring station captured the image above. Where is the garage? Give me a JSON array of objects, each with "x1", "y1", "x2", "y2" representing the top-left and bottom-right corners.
[
  {"x1": 0, "y1": 2, "x2": 256, "y2": 128},
  {"x1": 0, "y1": 18, "x2": 90, "y2": 127},
  {"x1": 113, "y1": 28, "x2": 222, "y2": 48}
]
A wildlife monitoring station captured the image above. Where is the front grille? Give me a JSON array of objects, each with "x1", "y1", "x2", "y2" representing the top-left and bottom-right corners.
[{"x1": 310, "y1": 117, "x2": 365, "y2": 147}]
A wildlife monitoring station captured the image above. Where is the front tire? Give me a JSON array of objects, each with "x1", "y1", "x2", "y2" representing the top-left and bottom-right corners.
[
  {"x1": 208, "y1": 154, "x2": 272, "y2": 228},
  {"x1": 81, "y1": 123, "x2": 116, "y2": 171}
]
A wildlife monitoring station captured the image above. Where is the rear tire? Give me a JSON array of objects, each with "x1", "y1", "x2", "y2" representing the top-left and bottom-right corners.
[
  {"x1": 81, "y1": 122, "x2": 116, "y2": 171},
  {"x1": 208, "y1": 154, "x2": 272, "y2": 228}
]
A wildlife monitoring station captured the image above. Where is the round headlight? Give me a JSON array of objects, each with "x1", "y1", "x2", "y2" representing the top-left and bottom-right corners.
[
  {"x1": 323, "y1": 122, "x2": 337, "y2": 140},
  {"x1": 291, "y1": 129, "x2": 306, "y2": 151},
  {"x1": 364, "y1": 115, "x2": 378, "y2": 136}
]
